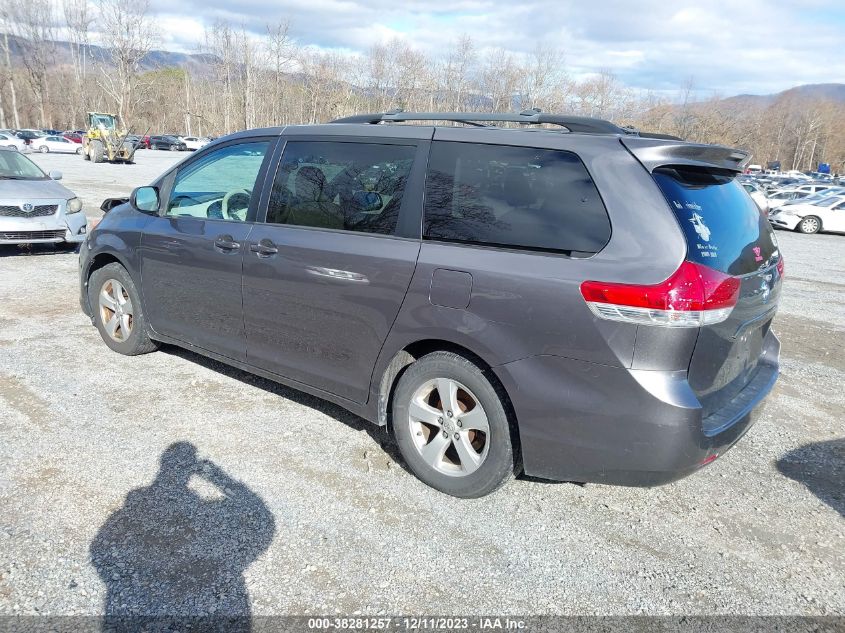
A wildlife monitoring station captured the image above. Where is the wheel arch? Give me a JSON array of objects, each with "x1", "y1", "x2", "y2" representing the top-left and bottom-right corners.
[
  {"x1": 82, "y1": 251, "x2": 136, "y2": 315},
  {"x1": 375, "y1": 338, "x2": 517, "y2": 435}
]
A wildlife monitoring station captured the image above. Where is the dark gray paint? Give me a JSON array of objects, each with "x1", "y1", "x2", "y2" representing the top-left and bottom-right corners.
[
  {"x1": 429, "y1": 269, "x2": 472, "y2": 309},
  {"x1": 79, "y1": 121, "x2": 781, "y2": 487}
]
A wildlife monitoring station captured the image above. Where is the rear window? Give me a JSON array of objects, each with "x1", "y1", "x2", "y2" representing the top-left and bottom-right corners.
[
  {"x1": 423, "y1": 141, "x2": 610, "y2": 254},
  {"x1": 653, "y1": 167, "x2": 778, "y2": 275}
]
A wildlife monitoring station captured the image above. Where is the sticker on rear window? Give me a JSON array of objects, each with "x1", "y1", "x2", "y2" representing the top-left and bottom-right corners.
[{"x1": 689, "y1": 212, "x2": 711, "y2": 242}]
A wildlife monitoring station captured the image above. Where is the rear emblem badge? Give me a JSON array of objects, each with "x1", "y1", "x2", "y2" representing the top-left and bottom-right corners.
[{"x1": 22, "y1": 203, "x2": 33, "y2": 212}]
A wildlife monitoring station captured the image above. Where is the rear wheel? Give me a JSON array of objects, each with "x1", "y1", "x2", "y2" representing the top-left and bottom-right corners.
[
  {"x1": 151, "y1": 144, "x2": 158, "y2": 150},
  {"x1": 391, "y1": 351, "x2": 518, "y2": 497},
  {"x1": 89, "y1": 263, "x2": 158, "y2": 356},
  {"x1": 38, "y1": 145, "x2": 48, "y2": 153},
  {"x1": 798, "y1": 215, "x2": 821, "y2": 234},
  {"x1": 76, "y1": 146, "x2": 83, "y2": 155}
]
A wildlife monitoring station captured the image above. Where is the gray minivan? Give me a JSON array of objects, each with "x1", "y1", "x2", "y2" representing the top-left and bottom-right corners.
[{"x1": 79, "y1": 111, "x2": 783, "y2": 497}]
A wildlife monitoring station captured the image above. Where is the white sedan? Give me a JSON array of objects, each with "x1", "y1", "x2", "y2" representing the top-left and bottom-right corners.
[
  {"x1": 0, "y1": 133, "x2": 26, "y2": 151},
  {"x1": 179, "y1": 136, "x2": 210, "y2": 151},
  {"x1": 769, "y1": 195, "x2": 845, "y2": 234},
  {"x1": 33, "y1": 136, "x2": 83, "y2": 154}
]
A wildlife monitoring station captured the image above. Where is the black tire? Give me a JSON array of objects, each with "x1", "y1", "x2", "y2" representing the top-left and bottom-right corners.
[
  {"x1": 90, "y1": 140, "x2": 105, "y2": 163},
  {"x1": 151, "y1": 144, "x2": 158, "y2": 150},
  {"x1": 391, "y1": 351, "x2": 518, "y2": 498},
  {"x1": 89, "y1": 263, "x2": 158, "y2": 356},
  {"x1": 798, "y1": 215, "x2": 821, "y2": 234},
  {"x1": 75, "y1": 146, "x2": 83, "y2": 155},
  {"x1": 170, "y1": 144, "x2": 178, "y2": 151}
]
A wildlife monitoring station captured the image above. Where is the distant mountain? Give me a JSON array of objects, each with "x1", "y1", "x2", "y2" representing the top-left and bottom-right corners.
[
  {"x1": 4, "y1": 34, "x2": 218, "y2": 77},
  {"x1": 718, "y1": 83, "x2": 845, "y2": 109}
]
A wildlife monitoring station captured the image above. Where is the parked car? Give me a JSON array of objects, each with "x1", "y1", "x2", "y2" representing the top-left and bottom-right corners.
[
  {"x1": 767, "y1": 189, "x2": 811, "y2": 211},
  {"x1": 148, "y1": 135, "x2": 187, "y2": 151},
  {"x1": 63, "y1": 132, "x2": 83, "y2": 144},
  {"x1": 33, "y1": 135, "x2": 84, "y2": 154},
  {"x1": 179, "y1": 136, "x2": 210, "y2": 151},
  {"x1": 0, "y1": 132, "x2": 27, "y2": 152},
  {"x1": 14, "y1": 130, "x2": 44, "y2": 146},
  {"x1": 0, "y1": 147, "x2": 87, "y2": 246},
  {"x1": 80, "y1": 111, "x2": 783, "y2": 497},
  {"x1": 769, "y1": 195, "x2": 845, "y2": 234},
  {"x1": 741, "y1": 181, "x2": 769, "y2": 213}
]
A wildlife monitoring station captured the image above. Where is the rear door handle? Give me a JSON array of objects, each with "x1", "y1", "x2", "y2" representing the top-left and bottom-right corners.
[
  {"x1": 249, "y1": 239, "x2": 278, "y2": 258},
  {"x1": 214, "y1": 234, "x2": 240, "y2": 252}
]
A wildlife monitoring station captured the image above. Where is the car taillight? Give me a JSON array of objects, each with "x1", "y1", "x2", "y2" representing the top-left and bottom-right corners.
[
  {"x1": 580, "y1": 261, "x2": 741, "y2": 328},
  {"x1": 776, "y1": 256, "x2": 784, "y2": 277}
]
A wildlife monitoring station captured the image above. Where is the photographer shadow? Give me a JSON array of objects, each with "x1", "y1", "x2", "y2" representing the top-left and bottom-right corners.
[{"x1": 90, "y1": 442, "x2": 275, "y2": 632}]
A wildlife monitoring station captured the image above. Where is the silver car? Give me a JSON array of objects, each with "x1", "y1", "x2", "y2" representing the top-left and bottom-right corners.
[{"x1": 0, "y1": 147, "x2": 87, "y2": 245}]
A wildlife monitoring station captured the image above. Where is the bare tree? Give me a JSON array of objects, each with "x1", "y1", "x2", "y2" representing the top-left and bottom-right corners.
[
  {"x1": 63, "y1": 0, "x2": 93, "y2": 123},
  {"x1": 266, "y1": 19, "x2": 293, "y2": 124},
  {"x1": 96, "y1": 0, "x2": 158, "y2": 125},
  {"x1": 7, "y1": 0, "x2": 55, "y2": 128}
]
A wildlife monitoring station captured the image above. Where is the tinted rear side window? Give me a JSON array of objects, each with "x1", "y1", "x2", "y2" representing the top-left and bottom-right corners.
[
  {"x1": 652, "y1": 167, "x2": 778, "y2": 275},
  {"x1": 424, "y1": 142, "x2": 610, "y2": 254}
]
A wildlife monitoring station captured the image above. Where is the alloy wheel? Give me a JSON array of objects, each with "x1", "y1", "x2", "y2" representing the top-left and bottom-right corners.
[
  {"x1": 801, "y1": 217, "x2": 820, "y2": 233},
  {"x1": 408, "y1": 378, "x2": 490, "y2": 477},
  {"x1": 98, "y1": 279, "x2": 134, "y2": 342}
]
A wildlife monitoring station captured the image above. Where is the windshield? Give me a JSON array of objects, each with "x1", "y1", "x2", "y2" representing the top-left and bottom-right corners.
[
  {"x1": 0, "y1": 151, "x2": 48, "y2": 180},
  {"x1": 91, "y1": 114, "x2": 116, "y2": 129},
  {"x1": 815, "y1": 196, "x2": 844, "y2": 208}
]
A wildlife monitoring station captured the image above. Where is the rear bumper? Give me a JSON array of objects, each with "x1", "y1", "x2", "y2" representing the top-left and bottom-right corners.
[{"x1": 495, "y1": 332, "x2": 780, "y2": 486}]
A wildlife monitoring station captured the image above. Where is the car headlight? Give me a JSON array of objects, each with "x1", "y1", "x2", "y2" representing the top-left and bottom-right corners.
[{"x1": 67, "y1": 197, "x2": 83, "y2": 214}]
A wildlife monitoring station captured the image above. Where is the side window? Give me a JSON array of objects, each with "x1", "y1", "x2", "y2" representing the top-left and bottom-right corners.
[
  {"x1": 166, "y1": 141, "x2": 269, "y2": 221},
  {"x1": 267, "y1": 141, "x2": 416, "y2": 236},
  {"x1": 423, "y1": 141, "x2": 611, "y2": 254}
]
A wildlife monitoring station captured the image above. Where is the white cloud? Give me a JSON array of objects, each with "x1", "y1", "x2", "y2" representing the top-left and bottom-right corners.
[{"x1": 143, "y1": 0, "x2": 845, "y2": 96}]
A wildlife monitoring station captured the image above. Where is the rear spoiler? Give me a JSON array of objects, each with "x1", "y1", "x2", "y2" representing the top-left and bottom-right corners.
[{"x1": 621, "y1": 137, "x2": 751, "y2": 173}]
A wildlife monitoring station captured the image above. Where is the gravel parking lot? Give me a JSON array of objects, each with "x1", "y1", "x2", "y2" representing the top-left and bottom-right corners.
[{"x1": 0, "y1": 151, "x2": 843, "y2": 618}]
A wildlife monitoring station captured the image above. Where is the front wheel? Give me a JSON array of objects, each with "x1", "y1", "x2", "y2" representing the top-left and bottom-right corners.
[
  {"x1": 391, "y1": 351, "x2": 518, "y2": 497},
  {"x1": 89, "y1": 263, "x2": 159, "y2": 356},
  {"x1": 798, "y1": 215, "x2": 821, "y2": 234},
  {"x1": 151, "y1": 144, "x2": 158, "y2": 150},
  {"x1": 38, "y1": 145, "x2": 49, "y2": 153},
  {"x1": 76, "y1": 147, "x2": 83, "y2": 155}
]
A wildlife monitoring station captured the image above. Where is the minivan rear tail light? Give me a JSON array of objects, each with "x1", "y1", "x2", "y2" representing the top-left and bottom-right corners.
[
  {"x1": 776, "y1": 256, "x2": 785, "y2": 277},
  {"x1": 580, "y1": 261, "x2": 741, "y2": 328}
]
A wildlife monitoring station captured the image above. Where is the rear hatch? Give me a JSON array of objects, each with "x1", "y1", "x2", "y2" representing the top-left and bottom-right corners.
[{"x1": 651, "y1": 165, "x2": 782, "y2": 420}]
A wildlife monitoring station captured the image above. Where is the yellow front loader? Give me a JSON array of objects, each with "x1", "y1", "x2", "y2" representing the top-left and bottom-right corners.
[{"x1": 81, "y1": 112, "x2": 136, "y2": 163}]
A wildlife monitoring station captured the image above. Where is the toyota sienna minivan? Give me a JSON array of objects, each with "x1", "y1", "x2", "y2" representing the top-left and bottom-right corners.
[{"x1": 79, "y1": 110, "x2": 782, "y2": 497}]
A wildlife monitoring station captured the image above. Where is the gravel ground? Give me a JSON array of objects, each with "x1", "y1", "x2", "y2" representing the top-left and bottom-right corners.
[{"x1": 0, "y1": 151, "x2": 843, "y2": 618}]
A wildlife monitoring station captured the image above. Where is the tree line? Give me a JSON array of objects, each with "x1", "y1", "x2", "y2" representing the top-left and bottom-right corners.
[{"x1": 1, "y1": 0, "x2": 843, "y2": 172}]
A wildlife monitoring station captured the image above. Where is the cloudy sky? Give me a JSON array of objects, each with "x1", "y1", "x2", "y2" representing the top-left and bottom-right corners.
[{"x1": 149, "y1": 0, "x2": 845, "y2": 97}]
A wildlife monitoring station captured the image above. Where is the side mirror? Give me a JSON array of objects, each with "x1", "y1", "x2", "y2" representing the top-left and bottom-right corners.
[
  {"x1": 49, "y1": 170, "x2": 63, "y2": 180},
  {"x1": 131, "y1": 186, "x2": 160, "y2": 214},
  {"x1": 100, "y1": 197, "x2": 130, "y2": 214}
]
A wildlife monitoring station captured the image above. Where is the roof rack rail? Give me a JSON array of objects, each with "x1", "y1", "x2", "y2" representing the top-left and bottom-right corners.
[{"x1": 331, "y1": 109, "x2": 628, "y2": 135}]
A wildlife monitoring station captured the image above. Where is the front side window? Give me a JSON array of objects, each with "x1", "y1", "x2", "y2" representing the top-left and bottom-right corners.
[
  {"x1": 166, "y1": 141, "x2": 269, "y2": 221},
  {"x1": 267, "y1": 141, "x2": 416, "y2": 236},
  {"x1": 423, "y1": 141, "x2": 611, "y2": 254}
]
